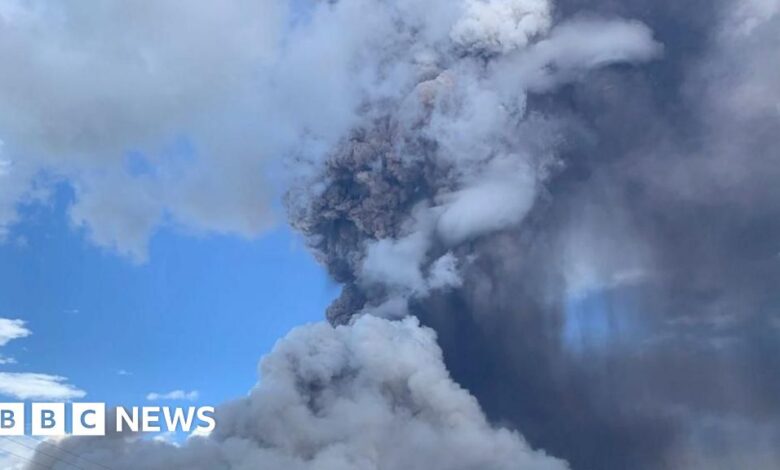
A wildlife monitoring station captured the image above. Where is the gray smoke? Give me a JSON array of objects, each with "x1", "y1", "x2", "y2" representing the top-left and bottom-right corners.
[
  {"x1": 286, "y1": 6, "x2": 661, "y2": 324},
  {"x1": 27, "y1": 316, "x2": 567, "y2": 470},
  {"x1": 285, "y1": 0, "x2": 780, "y2": 469},
  {"x1": 23, "y1": 0, "x2": 780, "y2": 469}
]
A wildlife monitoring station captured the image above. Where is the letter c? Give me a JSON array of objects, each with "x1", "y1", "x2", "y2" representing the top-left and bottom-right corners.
[{"x1": 80, "y1": 410, "x2": 97, "y2": 429}]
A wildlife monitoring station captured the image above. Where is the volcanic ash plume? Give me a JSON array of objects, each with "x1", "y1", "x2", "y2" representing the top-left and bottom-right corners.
[
  {"x1": 286, "y1": 1, "x2": 660, "y2": 324},
  {"x1": 25, "y1": 0, "x2": 780, "y2": 469},
  {"x1": 27, "y1": 317, "x2": 567, "y2": 470},
  {"x1": 287, "y1": 0, "x2": 780, "y2": 468},
  {"x1": 23, "y1": 0, "x2": 659, "y2": 467}
]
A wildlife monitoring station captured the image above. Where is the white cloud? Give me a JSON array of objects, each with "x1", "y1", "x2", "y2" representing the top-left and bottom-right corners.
[
  {"x1": 0, "y1": 372, "x2": 86, "y2": 400},
  {"x1": 0, "y1": 317, "x2": 86, "y2": 400},
  {"x1": 0, "y1": 0, "x2": 291, "y2": 260},
  {"x1": 0, "y1": 318, "x2": 30, "y2": 346},
  {"x1": 146, "y1": 390, "x2": 199, "y2": 402}
]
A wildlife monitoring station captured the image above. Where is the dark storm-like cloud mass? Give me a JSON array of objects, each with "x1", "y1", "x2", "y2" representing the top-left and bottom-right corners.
[{"x1": 287, "y1": 1, "x2": 780, "y2": 469}]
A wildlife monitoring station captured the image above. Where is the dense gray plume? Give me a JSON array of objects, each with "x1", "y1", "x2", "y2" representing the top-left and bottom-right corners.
[
  {"x1": 287, "y1": 0, "x2": 780, "y2": 469},
  {"x1": 27, "y1": 317, "x2": 567, "y2": 470}
]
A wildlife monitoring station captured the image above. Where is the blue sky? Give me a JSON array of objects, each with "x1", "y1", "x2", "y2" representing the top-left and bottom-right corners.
[{"x1": 0, "y1": 185, "x2": 335, "y2": 410}]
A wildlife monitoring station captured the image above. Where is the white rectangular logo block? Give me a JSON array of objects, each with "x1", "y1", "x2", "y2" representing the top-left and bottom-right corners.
[
  {"x1": 72, "y1": 403, "x2": 106, "y2": 436},
  {"x1": 31, "y1": 403, "x2": 66, "y2": 436},
  {"x1": 0, "y1": 403, "x2": 24, "y2": 436}
]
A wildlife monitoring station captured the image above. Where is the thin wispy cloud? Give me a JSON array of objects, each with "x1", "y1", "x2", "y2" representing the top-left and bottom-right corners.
[
  {"x1": 146, "y1": 390, "x2": 199, "y2": 402},
  {"x1": 0, "y1": 372, "x2": 86, "y2": 401},
  {"x1": 0, "y1": 356, "x2": 17, "y2": 365},
  {"x1": 0, "y1": 317, "x2": 85, "y2": 400}
]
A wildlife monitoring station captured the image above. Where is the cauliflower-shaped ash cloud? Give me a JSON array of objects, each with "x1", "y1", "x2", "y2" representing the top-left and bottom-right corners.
[
  {"x1": 451, "y1": 0, "x2": 553, "y2": 54},
  {"x1": 28, "y1": 316, "x2": 568, "y2": 470}
]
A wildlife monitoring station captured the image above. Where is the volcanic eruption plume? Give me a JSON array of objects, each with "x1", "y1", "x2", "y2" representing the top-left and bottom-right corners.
[{"x1": 21, "y1": 0, "x2": 780, "y2": 469}]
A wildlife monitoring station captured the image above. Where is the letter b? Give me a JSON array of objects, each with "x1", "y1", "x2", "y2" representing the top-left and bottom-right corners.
[
  {"x1": 0, "y1": 404, "x2": 23, "y2": 436},
  {"x1": 1, "y1": 410, "x2": 15, "y2": 428},
  {"x1": 32, "y1": 403, "x2": 65, "y2": 436},
  {"x1": 41, "y1": 410, "x2": 56, "y2": 429}
]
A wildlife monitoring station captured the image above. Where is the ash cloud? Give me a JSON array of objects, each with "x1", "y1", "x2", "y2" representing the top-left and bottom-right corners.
[
  {"x1": 286, "y1": 0, "x2": 780, "y2": 468},
  {"x1": 27, "y1": 317, "x2": 567, "y2": 470},
  {"x1": 23, "y1": 0, "x2": 780, "y2": 469},
  {"x1": 287, "y1": 2, "x2": 661, "y2": 324}
]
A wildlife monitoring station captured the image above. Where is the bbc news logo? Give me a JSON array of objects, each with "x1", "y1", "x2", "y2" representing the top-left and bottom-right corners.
[{"x1": 0, "y1": 403, "x2": 216, "y2": 436}]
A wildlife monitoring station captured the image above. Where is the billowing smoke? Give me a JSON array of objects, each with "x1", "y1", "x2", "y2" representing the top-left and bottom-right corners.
[
  {"x1": 287, "y1": 0, "x2": 780, "y2": 468},
  {"x1": 286, "y1": 1, "x2": 661, "y2": 324},
  {"x1": 22, "y1": 0, "x2": 780, "y2": 469},
  {"x1": 27, "y1": 316, "x2": 566, "y2": 470}
]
